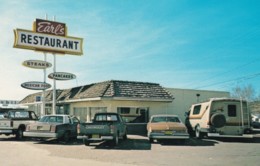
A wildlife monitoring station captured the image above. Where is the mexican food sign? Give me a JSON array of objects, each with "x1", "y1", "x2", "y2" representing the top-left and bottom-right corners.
[
  {"x1": 21, "y1": 81, "x2": 51, "y2": 90},
  {"x1": 14, "y1": 19, "x2": 83, "y2": 55}
]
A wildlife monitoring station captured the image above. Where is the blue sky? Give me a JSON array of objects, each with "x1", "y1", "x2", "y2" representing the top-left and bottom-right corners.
[{"x1": 0, "y1": 0, "x2": 260, "y2": 100}]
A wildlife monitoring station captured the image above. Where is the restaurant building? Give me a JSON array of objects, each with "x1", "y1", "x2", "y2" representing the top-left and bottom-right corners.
[{"x1": 20, "y1": 80, "x2": 229, "y2": 134}]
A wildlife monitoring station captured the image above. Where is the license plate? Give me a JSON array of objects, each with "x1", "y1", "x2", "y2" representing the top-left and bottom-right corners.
[
  {"x1": 165, "y1": 131, "x2": 173, "y2": 135},
  {"x1": 37, "y1": 126, "x2": 43, "y2": 130},
  {"x1": 92, "y1": 134, "x2": 99, "y2": 138}
]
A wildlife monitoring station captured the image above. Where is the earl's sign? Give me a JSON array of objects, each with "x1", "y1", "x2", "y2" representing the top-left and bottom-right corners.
[
  {"x1": 35, "y1": 19, "x2": 66, "y2": 36},
  {"x1": 13, "y1": 19, "x2": 83, "y2": 55}
]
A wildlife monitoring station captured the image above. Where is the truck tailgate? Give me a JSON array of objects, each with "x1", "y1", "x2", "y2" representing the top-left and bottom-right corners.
[
  {"x1": 83, "y1": 124, "x2": 111, "y2": 135},
  {"x1": 29, "y1": 124, "x2": 52, "y2": 131}
]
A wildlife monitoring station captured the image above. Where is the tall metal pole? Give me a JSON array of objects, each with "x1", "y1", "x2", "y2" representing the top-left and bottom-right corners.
[
  {"x1": 52, "y1": 15, "x2": 57, "y2": 115},
  {"x1": 41, "y1": 52, "x2": 47, "y2": 116},
  {"x1": 41, "y1": 14, "x2": 48, "y2": 116}
]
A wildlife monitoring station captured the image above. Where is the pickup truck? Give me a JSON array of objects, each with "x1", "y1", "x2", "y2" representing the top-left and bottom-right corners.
[
  {"x1": 77, "y1": 112, "x2": 127, "y2": 146},
  {"x1": 0, "y1": 109, "x2": 38, "y2": 140}
]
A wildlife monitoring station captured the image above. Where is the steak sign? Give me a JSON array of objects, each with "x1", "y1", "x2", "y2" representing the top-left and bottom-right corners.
[
  {"x1": 23, "y1": 60, "x2": 52, "y2": 69},
  {"x1": 21, "y1": 81, "x2": 51, "y2": 90}
]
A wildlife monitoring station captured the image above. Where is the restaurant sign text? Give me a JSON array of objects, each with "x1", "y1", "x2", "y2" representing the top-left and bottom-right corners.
[{"x1": 14, "y1": 29, "x2": 83, "y2": 55}]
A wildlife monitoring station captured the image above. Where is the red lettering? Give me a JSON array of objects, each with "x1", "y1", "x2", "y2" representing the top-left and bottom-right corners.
[{"x1": 37, "y1": 21, "x2": 65, "y2": 36}]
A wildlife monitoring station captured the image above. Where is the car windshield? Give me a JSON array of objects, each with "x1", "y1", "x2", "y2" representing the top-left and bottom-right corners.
[
  {"x1": 39, "y1": 116, "x2": 63, "y2": 123},
  {"x1": 0, "y1": 111, "x2": 8, "y2": 119},
  {"x1": 95, "y1": 114, "x2": 118, "y2": 121},
  {"x1": 151, "y1": 116, "x2": 180, "y2": 123},
  {"x1": 9, "y1": 111, "x2": 30, "y2": 118}
]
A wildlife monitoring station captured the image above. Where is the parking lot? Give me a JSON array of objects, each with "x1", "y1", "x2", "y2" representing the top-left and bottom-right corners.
[{"x1": 1, "y1": 134, "x2": 260, "y2": 166}]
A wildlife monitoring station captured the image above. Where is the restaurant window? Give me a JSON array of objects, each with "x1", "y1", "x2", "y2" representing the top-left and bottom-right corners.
[
  {"x1": 117, "y1": 107, "x2": 149, "y2": 123},
  {"x1": 74, "y1": 107, "x2": 107, "y2": 123}
]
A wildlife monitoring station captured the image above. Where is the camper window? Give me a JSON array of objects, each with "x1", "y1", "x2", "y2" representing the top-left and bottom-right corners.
[
  {"x1": 193, "y1": 105, "x2": 201, "y2": 115},
  {"x1": 228, "y1": 105, "x2": 237, "y2": 117}
]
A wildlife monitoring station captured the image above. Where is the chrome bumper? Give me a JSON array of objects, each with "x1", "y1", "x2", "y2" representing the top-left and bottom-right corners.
[
  {"x1": 77, "y1": 135, "x2": 113, "y2": 141},
  {"x1": 23, "y1": 131, "x2": 58, "y2": 138},
  {"x1": 208, "y1": 133, "x2": 254, "y2": 138},
  {"x1": 149, "y1": 133, "x2": 190, "y2": 140},
  {"x1": 0, "y1": 130, "x2": 13, "y2": 134}
]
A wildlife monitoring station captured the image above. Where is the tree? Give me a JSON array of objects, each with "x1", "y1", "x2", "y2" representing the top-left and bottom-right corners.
[{"x1": 230, "y1": 84, "x2": 257, "y2": 101}]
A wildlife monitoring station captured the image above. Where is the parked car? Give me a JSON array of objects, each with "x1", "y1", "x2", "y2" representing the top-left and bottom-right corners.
[
  {"x1": 147, "y1": 114, "x2": 189, "y2": 143},
  {"x1": 0, "y1": 109, "x2": 38, "y2": 140},
  {"x1": 252, "y1": 114, "x2": 260, "y2": 128},
  {"x1": 77, "y1": 112, "x2": 127, "y2": 146},
  {"x1": 186, "y1": 98, "x2": 253, "y2": 139},
  {"x1": 23, "y1": 115, "x2": 80, "y2": 143}
]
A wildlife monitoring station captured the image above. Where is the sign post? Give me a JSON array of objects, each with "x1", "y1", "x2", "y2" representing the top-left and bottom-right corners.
[
  {"x1": 52, "y1": 16, "x2": 56, "y2": 115},
  {"x1": 52, "y1": 53, "x2": 56, "y2": 115},
  {"x1": 14, "y1": 16, "x2": 83, "y2": 116},
  {"x1": 42, "y1": 52, "x2": 47, "y2": 116}
]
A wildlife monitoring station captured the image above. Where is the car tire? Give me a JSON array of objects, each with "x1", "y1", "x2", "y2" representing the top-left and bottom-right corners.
[
  {"x1": 211, "y1": 113, "x2": 226, "y2": 128},
  {"x1": 16, "y1": 127, "x2": 24, "y2": 140},
  {"x1": 123, "y1": 132, "x2": 127, "y2": 140},
  {"x1": 63, "y1": 132, "x2": 70, "y2": 143},
  {"x1": 83, "y1": 138, "x2": 90, "y2": 146},
  {"x1": 111, "y1": 133, "x2": 119, "y2": 146},
  {"x1": 195, "y1": 126, "x2": 204, "y2": 139},
  {"x1": 149, "y1": 137, "x2": 154, "y2": 143}
]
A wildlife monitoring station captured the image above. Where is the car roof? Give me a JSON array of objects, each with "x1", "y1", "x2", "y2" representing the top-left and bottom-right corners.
[
  {"x1": 95, "y1": 112, "x2": 118, "y2": 115},
  {"x1": 42, "y1": 114, "x2": 74, "y2": 117}
]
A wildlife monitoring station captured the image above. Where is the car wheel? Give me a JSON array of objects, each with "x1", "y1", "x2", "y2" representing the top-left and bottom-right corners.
[
  {"x1": 149, "y1": 137, "x2": 154, "y2": 143},
  {"x1": 83, "y1": 138, "x2": 90, "y2": 146},
  {"x1": 123, "y1": 131, "x2": 127, "y2": 140},
  {"x1": 63, "y1": 132, "x2": 70, "y2": 143},
  {"x1": 16, "y1": 128, "x2": 24, "y2": 140},
  {"x1": 111, "y1": 133, "x2": 119, "y2": 146},
  {"x1": 195, "y1": 126, "x2": 203, "y2": 139}
]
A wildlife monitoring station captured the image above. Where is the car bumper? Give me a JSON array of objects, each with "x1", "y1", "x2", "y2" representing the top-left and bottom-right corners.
[
  {"x1": 207, "y1": 133, "x2": 254, "y2": 138},
  {"x1": 149, "y1": 133, "x2": 190, "y2": 140},
  {"x1": 0, "y1": 129, "x2": 13, "y2": 134},
  {"x1": 23, "y1": 131, "x2": 59, "y2": 138},
  {"x1": 77, "y1": 135, "x2": 114, "y2": 141}
]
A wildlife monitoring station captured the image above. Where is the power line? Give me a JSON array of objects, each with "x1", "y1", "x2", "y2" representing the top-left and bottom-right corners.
[{"x1": 195, "y1": 72, "x2": 260, "y2": 90}]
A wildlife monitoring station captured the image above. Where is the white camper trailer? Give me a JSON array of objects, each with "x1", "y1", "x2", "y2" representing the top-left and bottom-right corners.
[{"x1": 186, "y1": 98, "x2": 253, "y2": 138}]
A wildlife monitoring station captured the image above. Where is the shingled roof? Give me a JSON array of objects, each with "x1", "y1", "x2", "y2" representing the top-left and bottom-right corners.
[{"x1": 20, "y1": 80, "x2": 173, "y2": 104}]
